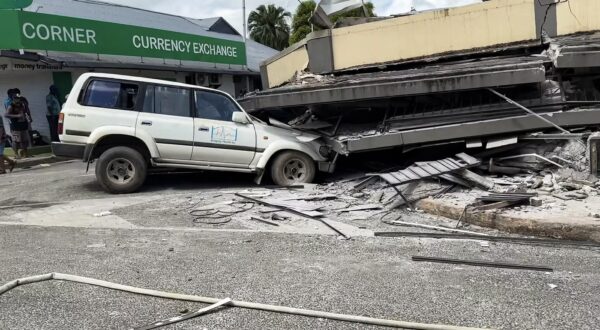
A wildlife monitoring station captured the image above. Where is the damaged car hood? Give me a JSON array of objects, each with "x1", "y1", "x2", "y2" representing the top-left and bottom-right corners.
[{"x1": 257, "y1": 118, "x2": 322, "y2": 142}]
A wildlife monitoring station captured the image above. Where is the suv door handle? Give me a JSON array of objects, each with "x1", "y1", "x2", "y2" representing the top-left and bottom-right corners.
[
  {"x1": 198, "y1": 126, "x2": 210, "y2": 132},
  {"x1": 141, "y1": 120, "x2": 152, "y2": 126}
]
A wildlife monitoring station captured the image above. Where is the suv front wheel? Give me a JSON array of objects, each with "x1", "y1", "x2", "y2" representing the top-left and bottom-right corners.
[
  {"x1": 96, "y1": 146, "x2": 147, "y2": 194},
  {"x1": 271, "y1": 151, "x2": 316, "y2": 186}
]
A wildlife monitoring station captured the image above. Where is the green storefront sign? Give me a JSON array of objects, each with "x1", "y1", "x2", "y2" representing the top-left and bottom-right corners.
[
  {"x1": 0, "y1": 0, "x2": 32, "y2": 9},
  {"x1": 0, "y1": 10, "x2": 247, "y2": 65}
]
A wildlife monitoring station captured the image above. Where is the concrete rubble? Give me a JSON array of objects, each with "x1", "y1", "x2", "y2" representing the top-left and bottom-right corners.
[
  {"x1": 99, "y1": 129, "x2": 600, "y2": 243},
  {"x1": 303, "y1": 134, "x2": 600, "y2": 242},
  {"x1": 387, "y1": 137, "x2": 600, "y2": 242}
]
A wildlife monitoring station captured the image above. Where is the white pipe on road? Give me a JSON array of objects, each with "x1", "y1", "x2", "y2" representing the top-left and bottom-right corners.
[{"x1": 0, "y1": 273, "x2": 490, "y2": 330}]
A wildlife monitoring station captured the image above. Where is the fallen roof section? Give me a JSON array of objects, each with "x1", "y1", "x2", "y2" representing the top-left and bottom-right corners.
[
  {"x1": 340, "y1": 108, "x2": 600, "y2": 153},
  {"x1": 240, "y1": 56, "x2": 548, "y2": 112},
  {"x1": 550, "y1": 32, "x2": 600, "y2": 68}
]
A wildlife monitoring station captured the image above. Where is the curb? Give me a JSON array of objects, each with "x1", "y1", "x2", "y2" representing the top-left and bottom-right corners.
[
  {"x1": 12, "y1": 156, "x2": 71, "y2": 169},
  {"x1": 416, "y1": 198, "x2": 600, "y2": 243}
]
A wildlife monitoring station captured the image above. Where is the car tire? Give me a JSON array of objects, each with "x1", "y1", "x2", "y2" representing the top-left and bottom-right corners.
[
  {"x1": 96, "y1": 146, "x2": 147, "y2": 194},
  {"x1": 270, "y1": 151, "x2": 316, "y2": 186}
]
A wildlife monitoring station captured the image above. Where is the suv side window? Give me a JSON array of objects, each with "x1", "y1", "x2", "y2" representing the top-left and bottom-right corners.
[
  {"x1": 194, "y1": 90, "x2": 240, "y2": 122},
  {"x1": 82, "y1": 80, "x2": 139, "y2": 110},
  {"x1": 143, "y1": 84, "x2": 190, "y2": 117}
]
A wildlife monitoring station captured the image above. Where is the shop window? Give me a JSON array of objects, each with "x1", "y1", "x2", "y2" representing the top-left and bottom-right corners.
[
  {"x1": 143, "y1": 85, "x2": 191, "y2": 117},
  {"x1": 194, "y1": 90, "x2": 240, "y2": 122},
  {"x1": 82, "y1": 80, "x2": 138, "y2": 110}
]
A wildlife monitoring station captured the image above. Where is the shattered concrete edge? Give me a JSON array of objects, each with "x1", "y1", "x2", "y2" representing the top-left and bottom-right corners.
[{"x1": 416, "y1": 198, "x2": 600, "y2": 243}]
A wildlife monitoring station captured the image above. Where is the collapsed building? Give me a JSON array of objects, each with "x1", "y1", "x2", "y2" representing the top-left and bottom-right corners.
[{"x1": 239, "y1": 0, "x2": 600, "y2": 165}]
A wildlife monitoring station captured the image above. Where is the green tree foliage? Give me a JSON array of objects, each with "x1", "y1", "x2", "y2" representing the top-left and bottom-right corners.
[
  {"x1": 248, "y1": 4, "x2": 292, "y2": 51},
  {"x1": 290, "y1": 1, "x2": 317, "y2": 45},
  {"x1": 290, "y1": 1, "x2": 376, "y2": 44},
  {"x1": 331, "y1": 1, "x2": 375, "y2": 22}
]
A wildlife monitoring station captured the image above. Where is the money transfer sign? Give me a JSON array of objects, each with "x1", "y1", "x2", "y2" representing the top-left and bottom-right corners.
[{"x1": 0, "y1": 10, "x2": 246, "y2": 65}]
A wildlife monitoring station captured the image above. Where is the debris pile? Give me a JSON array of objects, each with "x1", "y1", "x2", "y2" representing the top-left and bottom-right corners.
[
  {"x1": 287, "y1": 71, "x2": 336, "y2": 87},
  {"x1": 152, "y1": 135, "x2": 600, "y2": 240},
  {"x1": 176, "y1": 186, "x2": 369, "y2": 238},
  {"x1": 347, "y1": 134, "x2": 597, "y2": 208},
  {"x1": 168, "y1": 177, "x2": 477, "y2": 239},
  {"x1": 479, "y1": 139, "x2": 594, "y2": 204}
]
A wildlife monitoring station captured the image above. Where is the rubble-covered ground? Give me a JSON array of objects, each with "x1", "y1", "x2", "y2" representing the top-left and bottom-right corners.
[
  {"x1": 111, "y1": 182, "x2": 500, "y2": 237},
  {"x1": 3, "y1": 136, "x2": 598, "y2": 243},
  {"x1": 105, "y1": 137, "x2": 600, "y2": 242}
]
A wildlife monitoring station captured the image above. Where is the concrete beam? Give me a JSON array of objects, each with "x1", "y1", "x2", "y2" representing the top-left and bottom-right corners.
[
  {"x1": 242, "y1": 65, "x2": 546, "y2": 111},
  {"x1": 345, "y1": 109, "x2": 600, "y2": 152},
  {"x1": 555, "y1": 51, "x2": 600, "y2": 68}
]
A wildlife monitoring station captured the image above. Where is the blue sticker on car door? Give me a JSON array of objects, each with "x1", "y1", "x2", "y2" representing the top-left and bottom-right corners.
[{"x1": 211, "y1": 126, "x2": 238, "y2": 144}]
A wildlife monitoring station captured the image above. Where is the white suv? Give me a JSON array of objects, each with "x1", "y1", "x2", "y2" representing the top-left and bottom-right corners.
[{"x1": 52, "y1": 73, "x2": 334, "y2": 193}]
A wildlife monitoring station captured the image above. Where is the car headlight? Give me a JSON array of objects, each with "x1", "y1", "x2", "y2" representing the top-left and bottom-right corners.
[{"x1": 319, "y1": 145, "x2": 332, "y2": 158}]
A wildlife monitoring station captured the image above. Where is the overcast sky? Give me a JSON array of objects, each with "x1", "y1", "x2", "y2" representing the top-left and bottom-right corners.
[{"x1": 100, "y1": 0, "x2": 481, "y2": 35}]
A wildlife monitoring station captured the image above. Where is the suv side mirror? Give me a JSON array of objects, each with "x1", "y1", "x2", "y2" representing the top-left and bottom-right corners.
[{"x1": 232, "y1": 112, "x2": 249, "y2": 125}]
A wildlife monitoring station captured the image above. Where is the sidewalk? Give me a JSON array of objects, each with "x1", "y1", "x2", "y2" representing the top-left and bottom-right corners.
[
  {"x1": 4, "y1": 146, "x2": 70, "y2": 169},
  {"x1": 416, "y1": 192, "x2": 600, "y2": 243},
  {"x1": 11, "y1": 154, "x2": 71, "y2": 169}
]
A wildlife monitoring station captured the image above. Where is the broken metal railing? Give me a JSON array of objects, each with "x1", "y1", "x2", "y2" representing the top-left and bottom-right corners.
[{"x1": 365, "y1": 153, "x2": 482, "y2": 209}]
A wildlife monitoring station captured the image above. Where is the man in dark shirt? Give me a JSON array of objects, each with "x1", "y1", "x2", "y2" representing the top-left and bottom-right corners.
[
  {"x1": 13, "y1": 88, "x2": 33, "y2": 146},
  {"x1": 5, "y1": 95, "x2": 30, "y2": 159},
  {"x1": 46, "y1": 85, "x2": 62, "y2": 142}
]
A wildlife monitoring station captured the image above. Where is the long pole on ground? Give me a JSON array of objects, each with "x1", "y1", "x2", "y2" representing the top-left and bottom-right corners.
[{"x1": 0, "y1": 273, "x2": 487, "y2": 330}]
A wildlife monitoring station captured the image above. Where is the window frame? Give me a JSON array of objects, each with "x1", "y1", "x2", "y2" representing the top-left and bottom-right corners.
[
  {"x1": 192, "y1": 88, "x2": 244, "y2": 122},
  {"x1": 140, "y1": 83, "x2": 194, "y2": 118},
  {"x1": 78, "y1": 78, "x2": 142, "y2": 112}
]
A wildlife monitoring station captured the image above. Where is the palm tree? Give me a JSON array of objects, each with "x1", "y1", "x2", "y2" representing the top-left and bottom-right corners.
[{"x1": 248, "y1": 4, "x2": 291, "y2": 51}]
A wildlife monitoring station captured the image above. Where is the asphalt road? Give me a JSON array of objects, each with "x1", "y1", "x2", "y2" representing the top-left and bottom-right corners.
[
  {"x1": 1, "y1": 162, "x2": 600, "y2": 330},
  {"x1": 0, "y1": 161, "x2": 258, "y2": 203}
]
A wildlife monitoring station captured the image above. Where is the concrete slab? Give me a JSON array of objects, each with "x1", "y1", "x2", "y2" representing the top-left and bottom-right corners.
[{"x1": 416, "y1": 193, "x2": 600, "y2": 243}]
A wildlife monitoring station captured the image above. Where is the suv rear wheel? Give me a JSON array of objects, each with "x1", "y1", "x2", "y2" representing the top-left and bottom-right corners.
[
  {"x1": 271, "y1": 151, "x2": 316, "y2": 186},
  {"x1": 96, "y1": 146, "x2": 147, "y2": 194}
]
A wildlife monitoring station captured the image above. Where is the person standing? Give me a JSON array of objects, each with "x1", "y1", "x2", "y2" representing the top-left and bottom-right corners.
[
  {"x1": 0, "y1": 114, "x2": 16, "y2": 174},
  {"x1": 4, "y1": 89, "x2": 17, "y2": 154},
  {"x1": 5, "y1": 95, "x2": 30, "y2": 159},
  {"x1": 13, "y1": 88, "x2": 33, "y2": 147},
  {"x1": 4, "y1": 89, "x2": 14, "y2": 110},
  {"x1": 46, "y1": 85, "x2": 62, "y2": 142}
]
